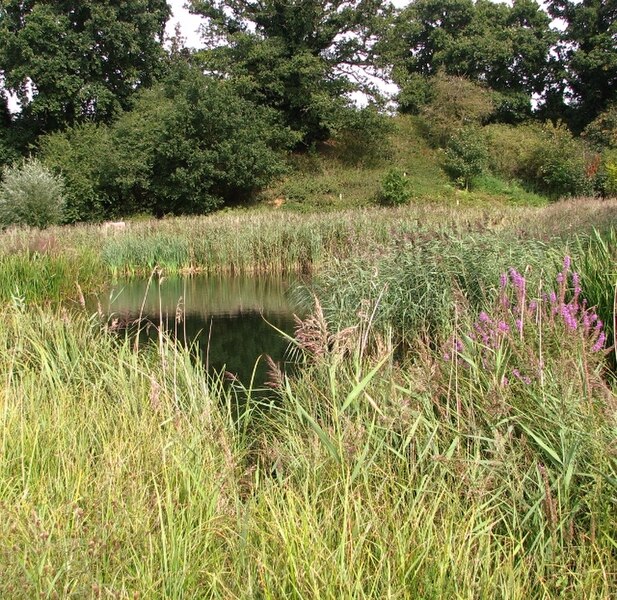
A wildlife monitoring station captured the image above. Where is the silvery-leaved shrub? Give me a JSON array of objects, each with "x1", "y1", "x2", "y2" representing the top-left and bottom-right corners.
[{"x1": 0, "y1": 158, "x2": 65, "y2": 229}]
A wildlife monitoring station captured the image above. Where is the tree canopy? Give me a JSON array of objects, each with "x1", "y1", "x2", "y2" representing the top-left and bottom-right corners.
[
  {"x1": 188, "y1": 0, "x2": 390, "y2": 145},
  {"x1": 0, "y1": 0, "x2": 170, "y2": 139},
  {"x1": 547, "y1": 0, "x2": 617, "y2": 130},
  {"x1": 385, "y1": 0, "x2": 555, "y2": 121}
]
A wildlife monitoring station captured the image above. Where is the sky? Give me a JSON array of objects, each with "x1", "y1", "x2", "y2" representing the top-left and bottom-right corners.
[{"x1": 166, "y1": 0, "x2": 415, "y2": 49}]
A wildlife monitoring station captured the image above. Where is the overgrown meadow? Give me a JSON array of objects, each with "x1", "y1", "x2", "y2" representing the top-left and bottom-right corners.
[{"x1": 0, "y1": 199, "x2": 616, "y2": 598}]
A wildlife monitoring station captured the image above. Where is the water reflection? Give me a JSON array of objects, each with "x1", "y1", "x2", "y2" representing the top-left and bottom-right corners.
[{"x1": 100, "y1": 274, "x2": 306, "y2": 387}]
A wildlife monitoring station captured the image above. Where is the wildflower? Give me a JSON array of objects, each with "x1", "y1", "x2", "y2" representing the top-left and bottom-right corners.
[
  {"x1": 560, "y1": 304, "x2": 577, "y2": 330},
  {"x1": 563, "y1": 255, "x2": 571, "y2": 271},
  {"x1": 499, "y1": 272, "x2": 508, "y2": 288},
  {"x1": 508, "y1": 268, "x2": 525, "y2": 290},
  {"x1": 497, "y1": 321, "x2": 509, "y2": 333},
  {"x1": 515, "y1": 319, "x2": 523, "y2": 333},
  {"x1": 592, "y1": 332, "x2": 606, "y2": 352},
  {"x1": 572, "y1": 272, "x2": 581, "y2": 297}
]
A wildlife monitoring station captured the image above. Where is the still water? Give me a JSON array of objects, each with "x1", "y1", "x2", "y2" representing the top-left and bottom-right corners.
[{"x1": 100, "y1": 274, "x2": 306, "y2": 387}]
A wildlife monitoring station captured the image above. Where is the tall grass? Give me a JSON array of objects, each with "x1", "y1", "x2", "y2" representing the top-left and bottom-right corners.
[
  {"x1": 0, "y1": 297, "x2": 614, "y2": 597},
  {"x1": 0, "y1": 200, "x2": 616, "y2": 303}
]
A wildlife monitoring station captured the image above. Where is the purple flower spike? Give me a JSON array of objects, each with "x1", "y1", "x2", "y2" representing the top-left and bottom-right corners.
[
  {"x1": 556, "y1": 273, "x2": 564, "y2": 284},
  {"x1": 560, "y1": 304, "x2": 577, "y2": 330},
  {"x1": 500, "y1": 273, "x2": 508, "y2": 288},
  {"x1": 549, "y1": 291, "x2": 557, "y2": 304},
  {"x1": 515, "y1": 319, "x2": 523, "y2": 332},
  {"x1": 479, "y1": 311, "x2": 490, "y2": 323},
  {"x1": 498, "y1": 321, "x2": 510, "y2": 333},
  {"x1": 509, "y1": 268, "x2": 525, "y2": 290},
  {"x1": 563, "y1": 255, "x2": 571, "y2": 271},
  {"x1": 592, "y1": 332, "x2": 606, "y2": 352}
]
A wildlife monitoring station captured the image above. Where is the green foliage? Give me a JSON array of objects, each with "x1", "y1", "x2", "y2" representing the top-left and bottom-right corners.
[
  {"x1": 332, "y1": 105, "x2": 394, "y2": 167},
  {"x1": 484, "y1": 123, "x2": 546, "y2": 182},
  {"x1": 40, "y1": 69, "x2": 295, "y2": 220},
  {"x1": 485, "y1": 122, "x2": 594, "y2": 199},
  {"x1": 522, "y1": 123, "x2": 592, "y2": 198},
  {"x1": 378, "y1": 168, "x2": 411, "y2": 206},
  {"x1": 595, "y1": 149, "x2": 617, "y2": 198},
  {"x1": 0, "y1": 0, "x2": 170, "y2": 139},
  {"x1": 583, "y1": 102, "x2": 617, "y2": 150},
  {"x1": 387, "y1": 0, "x2": 555, "y2": 121},
  {"x1": 0, "y1": 158, "x2": 64, "y2": 228},
  {"x1": 189, "y1": 0, "x2": 390, "y2": 147},
  {"x1": 39, "y1": 123, "x2": 115, "y2": 222},
  {"x1": 547, "y1": 0, "x2": 617, "y2": 129},
  {"x1": 420, "y1": 72, "x2": 494, "y2": 147},
  {"x1": 443, "y1": 127, "x2": 488, "y2": 190}
]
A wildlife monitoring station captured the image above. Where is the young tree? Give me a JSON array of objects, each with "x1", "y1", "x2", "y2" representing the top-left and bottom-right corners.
[
  {"x1": 188, "y1": 0, "x2": 390, "y2": 146},
  {"x1": 0, "y1": 0, "x2": 170, "y2": 139}
]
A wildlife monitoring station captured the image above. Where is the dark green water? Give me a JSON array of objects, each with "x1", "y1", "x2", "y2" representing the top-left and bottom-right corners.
[{"x1": 100, "y1": 274, "x2": 306, "y2": 388}]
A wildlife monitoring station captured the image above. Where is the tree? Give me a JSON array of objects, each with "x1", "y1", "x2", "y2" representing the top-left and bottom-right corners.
[
  {"x1": 0, "y1": 0, "x2": 170, "y2": 139},
  {"x1": 547, "y1": 0, "x2": 617, "y2": 130},
  {"x1": 41, "y1": 67, "x2": 296, "y2": 220},
  {"x1": 386, "y1": 0, "x2": 555, "y2": 121},
  {"x1": 188, "y1": 0, "x2": 390, "y2": 146}
]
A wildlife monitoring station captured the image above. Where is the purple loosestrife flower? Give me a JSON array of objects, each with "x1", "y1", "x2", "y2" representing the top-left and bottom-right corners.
[
  {"x1": 560, "y1": 304, "x2": 577, "y2": 330},
  {"x1": 479, "y1": 311, "x2": 490, "y2": 323},
  {"x1": 563, "y1": 255, "x2": 571, "y2": 271},
  {"x1": 592, "y1": 332, "x2": 606, "y2": 352},
  {"x1": 497, "y1": 321, "x2": 510, "y2": 333},
  {"x1": 572, "y1": 272, "x2": 581, "y2": 297},
  {"x1": 500, "y1": 273, "x2": 508, "y2": 288},
  {"x1": 556, "y1": 272, "x2": 564, "y2": 284},
  {"x1": 515, "y1": 319, "x2": 523, "y2": 333}
]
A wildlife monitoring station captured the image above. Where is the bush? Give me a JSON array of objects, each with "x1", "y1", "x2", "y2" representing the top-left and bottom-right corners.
[
  {"x1": 40, "y1": 68, "x2": 296, "y2": 220},
  {"x1": 521, "y1": 123, "x2": 592, "y2": 199},
  {"x1": 582, "y1": 103, "x2": 617, "y2": 150},
  {"x1": 378, "y1": 168, "x2": 411, "y2": 205},
  {"x1": 443, "y1": 127, "x2": 487, "y2": 190},
  {"x1": 40, "y1": 123, "x2": 115, "y2": 222},
  {"x1": 420, "y1": 72, "x2": 494, "y2": 147},
  {"x1": 484, "y1": 123, "x2": 544, "y2": 181},
  {"x1": 0, "y1": 158, "x2": 64, "y2": 228}
]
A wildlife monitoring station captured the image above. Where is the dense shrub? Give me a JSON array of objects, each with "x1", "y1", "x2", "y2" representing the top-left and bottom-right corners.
[
  {"x1": 582, "y1": 103, "x2": 617, "y2": 150},
  {"x1": 420, "y1": 72, "x2": 494, "y2": 147},
  {"x1": 40, "y1": 123, "x2": 115, "y2": 222},
  {"x1": 484, "y1": 123, "x2": 544, "y2": 182},
  {"x1": 443, "y1": 127, "x2": 488, "y2": 190},
  {"x1": 39, "y1": 69, "x2": 295, "y2": 221},
  {"x1": 0, "y1": 158, "x2": 64, "y2": 228},
  {"x1": 521, "y1": 123, "x2": 592, "y2": 199},
  {"x1": 485, "y1": 122, "x2": 593, "y2": 199},
  {"x1": 378, "y1": 168, "x2": 411, "y2": 205}
]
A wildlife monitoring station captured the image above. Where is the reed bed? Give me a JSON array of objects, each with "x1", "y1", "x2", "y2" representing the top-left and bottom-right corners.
[
  {"x1": 0, "y1": 199, "x2": 616, "y2": 596},
  {"x1": 0, "y1": 294, "x2": 614, "y2": 597}
]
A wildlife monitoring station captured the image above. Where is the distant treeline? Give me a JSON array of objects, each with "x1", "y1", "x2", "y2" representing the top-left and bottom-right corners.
[{"x1": 0, "y1": 1, "x2": 616, "y2": 224}]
